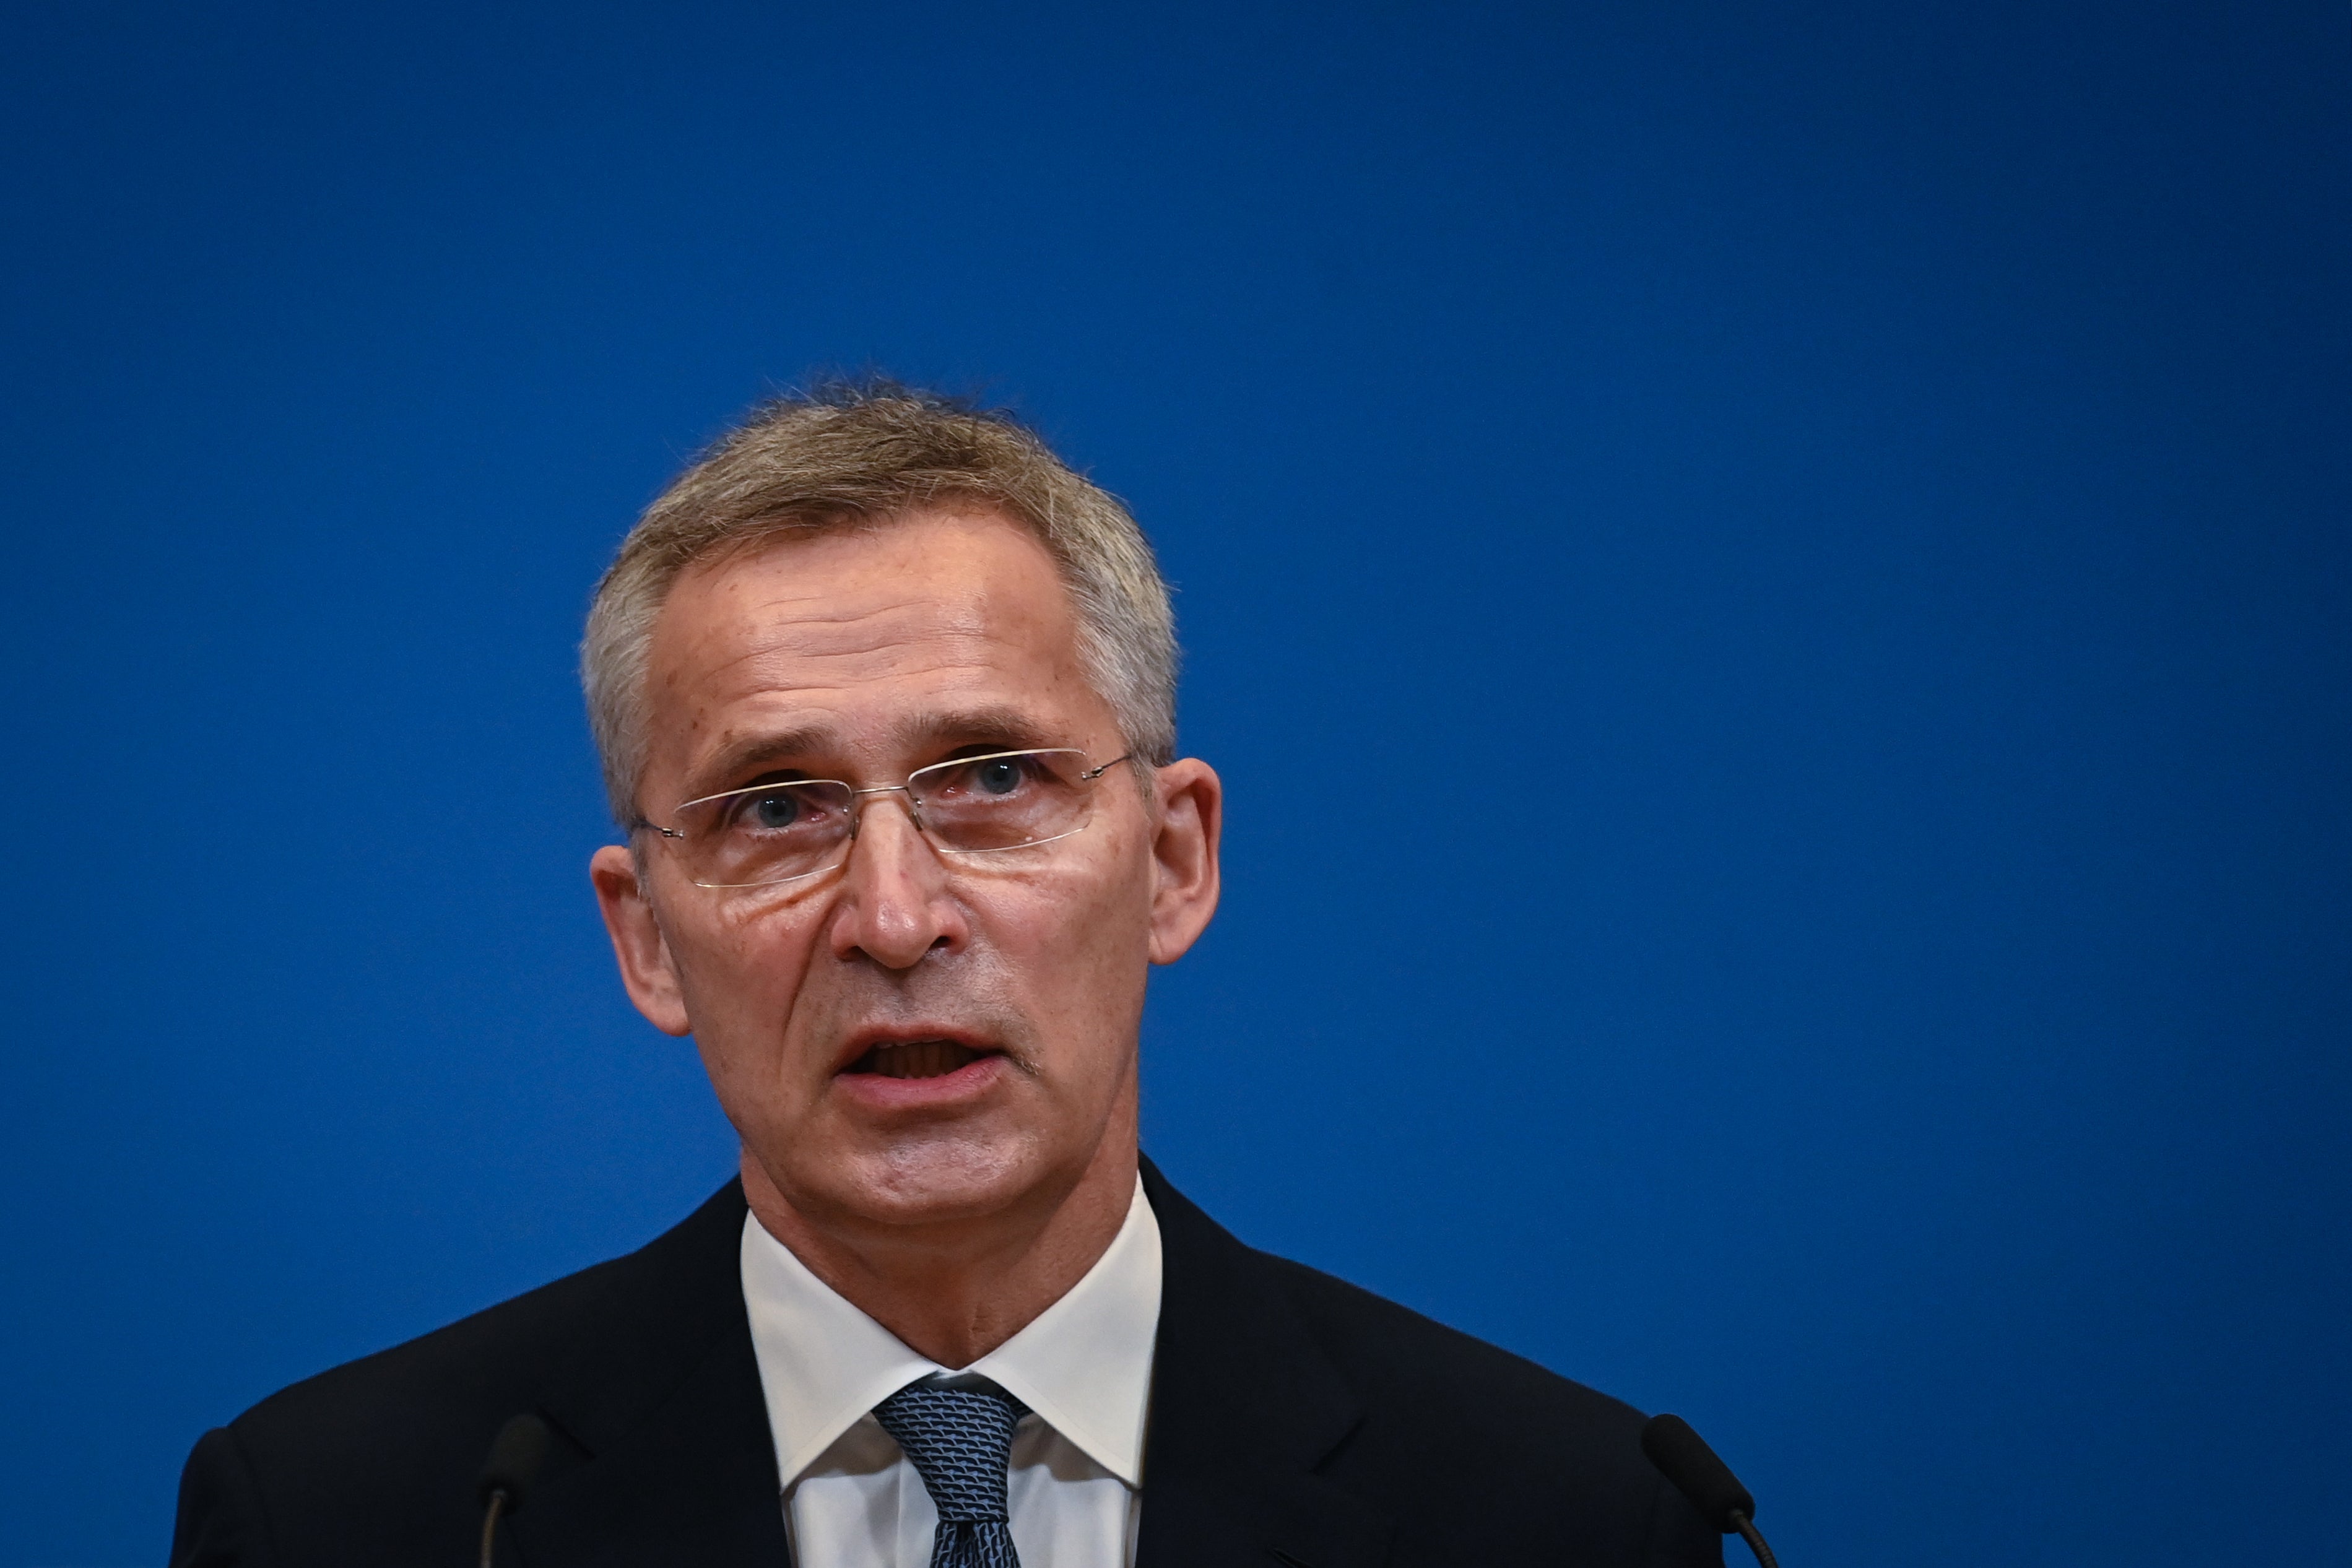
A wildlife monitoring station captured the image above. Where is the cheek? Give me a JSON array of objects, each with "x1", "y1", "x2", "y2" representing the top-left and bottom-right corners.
[
  {"x1": 979, "y1": 846, "x2": 1157, "y2": 1013},
  {"x1": 668, "y1": 896, "x2": 823, "y2": 1027}
]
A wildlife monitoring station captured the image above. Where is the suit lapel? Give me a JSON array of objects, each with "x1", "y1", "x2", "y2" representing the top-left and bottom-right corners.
[
  {"x1": 1138, "y1": 1159, "x2": 1395, "y2": 1568},
  {"x1": 507, "y1": 1179, "x2": 791, "y2": 1566},
  {"x1": 487, "y1": 1163, "x2": 1391, "y2": 1567}
]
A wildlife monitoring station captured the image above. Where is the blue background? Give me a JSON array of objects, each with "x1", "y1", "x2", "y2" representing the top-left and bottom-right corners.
[{"x1": 2, "y1": 2, "x2": 2345, "y2": 1562}]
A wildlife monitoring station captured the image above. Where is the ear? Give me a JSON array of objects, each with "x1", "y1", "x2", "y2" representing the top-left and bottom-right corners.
[
  {"x1": 591, "y1": 842, "x2": 693, "y2": 1036},
  {"x1": 1145, "y1": 758, "x2": 1223, "y2": 965}
]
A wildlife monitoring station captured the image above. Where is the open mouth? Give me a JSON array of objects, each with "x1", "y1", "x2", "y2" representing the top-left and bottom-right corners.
[{"x1": 846, "y1": 1039, "x2": 996, "y2": 1080}]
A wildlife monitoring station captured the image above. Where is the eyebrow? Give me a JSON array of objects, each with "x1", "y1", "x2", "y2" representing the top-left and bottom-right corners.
[
  {"x1": 684, "y1": 705, "x2": 1064, "y2": 796},
  {"x1": 905, "y1": 704, "x2": 1059, "y2": 755},
  {"x1": 688, "y1": 726, "x2": 841, "y2": 794}
]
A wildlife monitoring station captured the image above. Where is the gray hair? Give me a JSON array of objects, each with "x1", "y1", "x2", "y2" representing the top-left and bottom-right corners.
[{"x1": 581, "y1": 382, "x2": 1178, "y2": 823}]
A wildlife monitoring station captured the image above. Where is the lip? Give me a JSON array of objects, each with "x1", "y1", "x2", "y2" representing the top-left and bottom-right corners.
[
  {"x1": 829, "y1": 1025, "x2": 1002, "y2": 1075},
  {"x1": 829, "y1": 1026, "x2": 1010, "y2": 1112},
  {"x1": 831, "y1": 1048, "x2": 1011, "y2": 1111}
]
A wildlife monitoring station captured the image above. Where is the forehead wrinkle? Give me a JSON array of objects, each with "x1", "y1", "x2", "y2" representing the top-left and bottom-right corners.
[
  {"x1": 702, "y1": 576, "x2": 1005, "y2": 648},
  {"x1": 660, "y1": 523, "x2": 1071, "y2": 692},
  {"x1": 721, "y1": 600, "x2": 960, "y2": 648},
  {"x1": 695, "y1": 644, "x2": 1025, "y2": 708},
  {"x1": 726, "y1": 581, "x2": 956, "y2": 621},
  {"x1": 690, "y1": 620, "x2": 1033, "y2": 697},
  {"x1": 668, "y1": 644, "x2": 1055, "y2": 765},
  {"x1": 646, "y1": 514, "x2": 1100, "y2": 795}
]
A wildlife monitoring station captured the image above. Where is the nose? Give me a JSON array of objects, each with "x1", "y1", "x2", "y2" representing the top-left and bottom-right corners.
[{"x1": 825, "y1": 790, "x2": 967, "y2": 969}]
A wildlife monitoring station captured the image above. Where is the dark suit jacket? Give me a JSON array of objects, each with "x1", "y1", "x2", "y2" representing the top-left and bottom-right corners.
[{"x1": 171, "y1": 1158, "x2": 1721, "y2": 1566}]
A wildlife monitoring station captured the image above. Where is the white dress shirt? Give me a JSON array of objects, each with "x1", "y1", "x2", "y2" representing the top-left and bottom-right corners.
[{"x1": 740, "y1": 1177, "x2": 1161, "y2": 1567}]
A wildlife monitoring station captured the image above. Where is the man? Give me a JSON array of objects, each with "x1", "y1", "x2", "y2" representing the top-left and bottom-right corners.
[{"x1": 170, "y1": 386, "x2": 1721, "y2": 1566}]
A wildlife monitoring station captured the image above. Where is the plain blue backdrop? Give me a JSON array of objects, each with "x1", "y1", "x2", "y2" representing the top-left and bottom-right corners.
[{"x1": 2, "y1": 2, "x2": 2345, "y2": 1562}]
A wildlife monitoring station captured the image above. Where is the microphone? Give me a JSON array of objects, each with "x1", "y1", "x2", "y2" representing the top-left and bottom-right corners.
[
  {"x1": 1640, "y1": 1413, "x2": 1780, "y2": 1568},
  {"x1": 474, "y1": 1413, "x2": 553, "y2": 1568}
]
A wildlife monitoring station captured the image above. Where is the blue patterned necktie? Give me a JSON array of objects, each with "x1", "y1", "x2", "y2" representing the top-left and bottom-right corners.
[{"x1": 873, "y1": 1379, "x2": 1031, "y2": 1568}]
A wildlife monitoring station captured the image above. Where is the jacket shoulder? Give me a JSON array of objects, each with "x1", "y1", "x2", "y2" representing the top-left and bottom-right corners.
[
  {"x1": 172, "y1": 1180, "x2": 749, "y2": 1568},
  {"x1": 1257, "y1": 1249, "x2": 1649, "y2": 1439},
  {"x1": 232, "y1": 1239, "x2": 631, "y2": 1447},
  {"x1": 1249, "y1": 1248, "x2": 1722, "y2": 1566}
]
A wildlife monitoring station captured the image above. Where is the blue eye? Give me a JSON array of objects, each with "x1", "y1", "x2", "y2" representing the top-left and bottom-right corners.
[
  {"x1": 749, "y1": 792, "x2": 801, "y2": 829},
  {"x1": 974, "y1": 758, "x2": 1025, "y2": 795}
]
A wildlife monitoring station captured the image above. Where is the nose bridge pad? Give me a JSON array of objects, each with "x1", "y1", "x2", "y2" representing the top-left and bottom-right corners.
[{"x1": 846, "y1": 785, "x2": 928, "y2": 848}]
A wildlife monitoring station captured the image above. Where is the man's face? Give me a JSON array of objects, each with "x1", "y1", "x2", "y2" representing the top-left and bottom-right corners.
[{"x1": 590, "y1": 509, "x2": 1219, "y2": 1241}]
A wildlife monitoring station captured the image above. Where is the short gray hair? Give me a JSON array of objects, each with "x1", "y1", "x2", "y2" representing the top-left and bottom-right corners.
[{"x1": 582, "y1": 383, "x2": 1178, "y2": 823}]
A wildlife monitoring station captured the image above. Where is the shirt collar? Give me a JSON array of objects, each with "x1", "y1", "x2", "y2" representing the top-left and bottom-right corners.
[{"x1": 740, "y1": 1174, "x2": 1161, "y2": 1491}]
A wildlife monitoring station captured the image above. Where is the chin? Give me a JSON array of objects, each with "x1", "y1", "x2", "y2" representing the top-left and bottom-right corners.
[{"x1": 806, "y1": 1130, "x2": 1057, "y2": 1227}]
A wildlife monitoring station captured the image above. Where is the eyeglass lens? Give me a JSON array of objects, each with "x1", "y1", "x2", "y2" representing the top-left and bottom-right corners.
[{"x1": 669, "y1": 748, "x2": 1108, "y2": 888}]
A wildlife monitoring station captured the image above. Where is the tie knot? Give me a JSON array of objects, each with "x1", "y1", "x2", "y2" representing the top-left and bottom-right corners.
[{"x1": 872, "y1": 1380, "x2": 1031, "y2": 1525}]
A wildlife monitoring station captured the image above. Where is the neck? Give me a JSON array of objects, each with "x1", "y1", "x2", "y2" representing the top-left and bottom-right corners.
[{"x1": 739, "y1": 1119, "x2": 1139, "y2": 1369}]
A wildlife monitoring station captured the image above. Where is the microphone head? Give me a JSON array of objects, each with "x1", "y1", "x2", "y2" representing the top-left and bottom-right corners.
[
  {"x1": 477, "y1": 1413, "x2": 555, "y2": 1515},
  {"x1": 1640, "y1": 1413, "x2": 1756, "y2": 1533}
]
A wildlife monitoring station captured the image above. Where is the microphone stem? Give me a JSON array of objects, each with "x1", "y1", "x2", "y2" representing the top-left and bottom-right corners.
[
  {"x1": 1727, "y1": 1509, "x2": 1779, "y2": 1568},
  {"x1": 477, "y1": 1488, "x2": 507, "y2": 1568}
]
